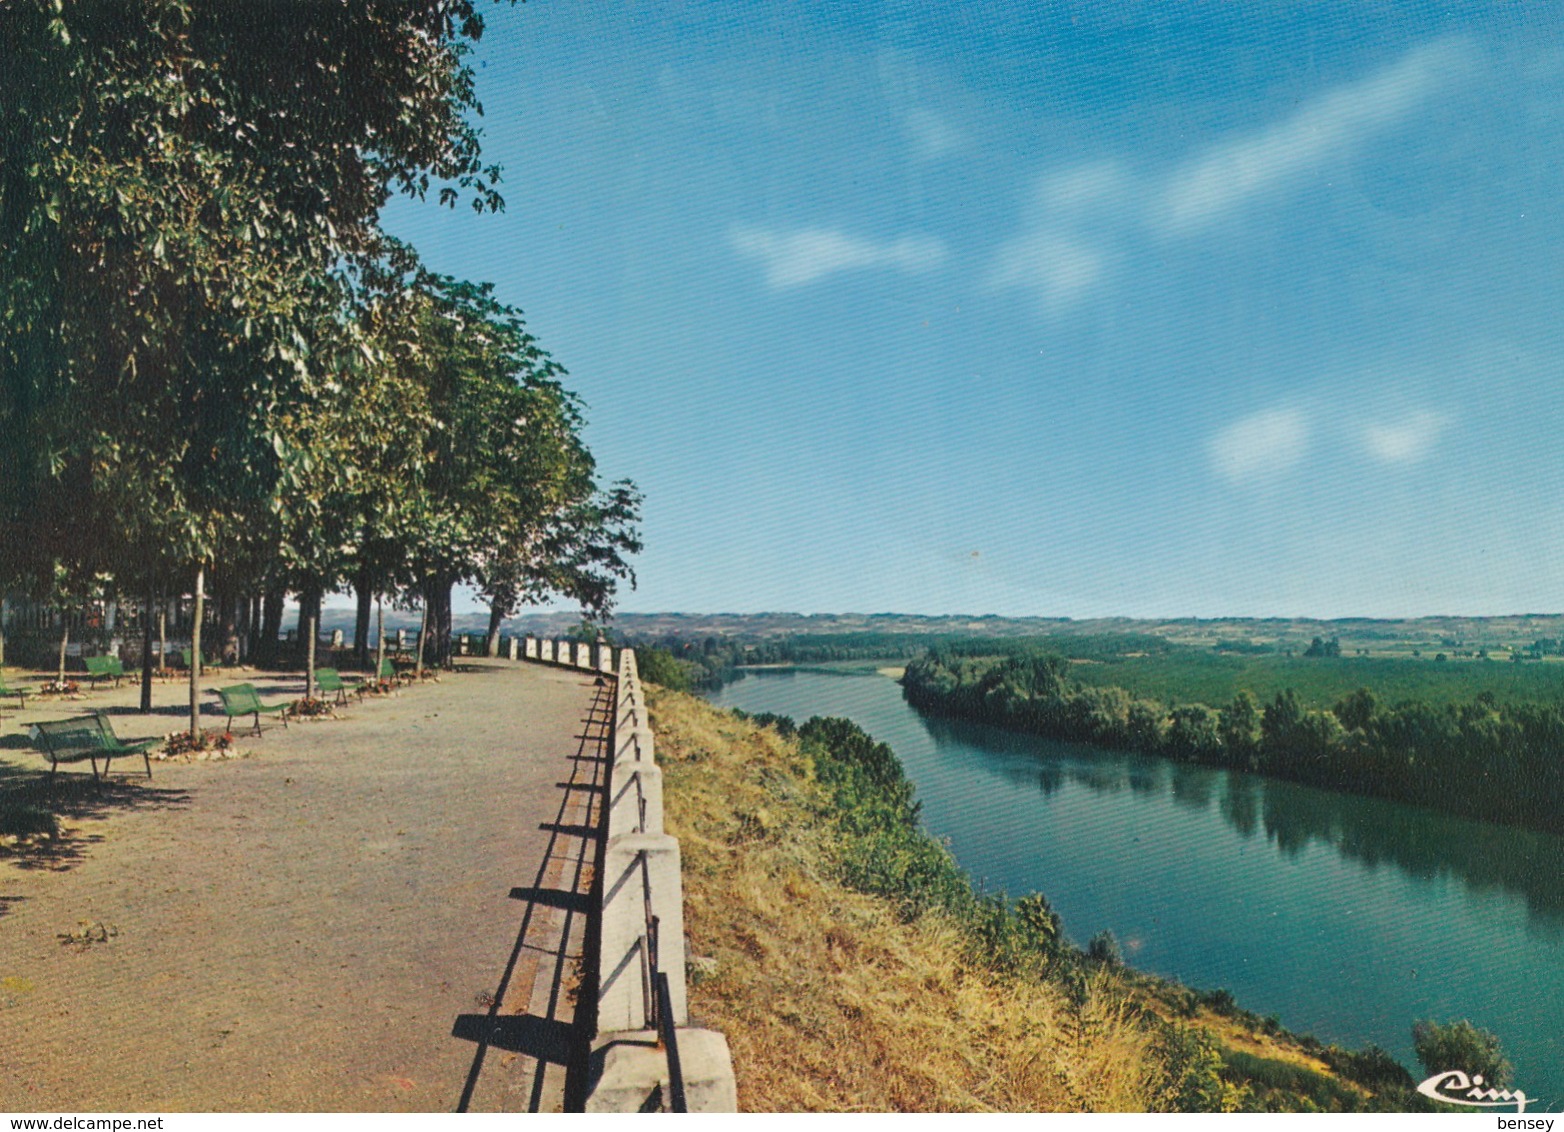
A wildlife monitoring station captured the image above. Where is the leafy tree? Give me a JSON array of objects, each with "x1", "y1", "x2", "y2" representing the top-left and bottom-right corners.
[
  {"x1": 1219, "y1": 690, "x2": 1262, "y2": 766},
  {"x1": 1087, "y1": 929, "x2": 1123, "y2": 967},
  {"x1": 1333, "y1": 687, "x2": 1379, "y2": 733},
  {"x1": 1411, "y1": 1019, "x2": 1513, "y2": 1088},
  {"x1": 1015, "y1": 891, "x2": 1063, "y2": 955}
]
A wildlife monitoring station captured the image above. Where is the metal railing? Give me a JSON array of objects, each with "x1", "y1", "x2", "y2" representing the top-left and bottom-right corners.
[{"x1": 639, "y1": 860, "x2": 687, "y2": 1111}]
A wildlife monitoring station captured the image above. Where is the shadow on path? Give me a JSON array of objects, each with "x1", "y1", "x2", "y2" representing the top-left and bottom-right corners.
[
  {"x1": 452, "y1": 677, "x2": 612, "y2": 1113},
  {"x1": 0, "y1": 763, "x2": 190, "y2": 873}
]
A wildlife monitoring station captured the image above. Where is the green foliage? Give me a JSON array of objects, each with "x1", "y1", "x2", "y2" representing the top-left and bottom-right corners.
[
  {"x1": 1321, "y1": 1044, "x2": 1415, "y2": 1093},
  {"x1": 1220, "y1": 1049, "x2": 1365, "y2": 1112},
  {"x1": 1411, "y1": 1019, "x2": 1513, "y2": 1087},
  {"x1": 1156, "y1": 1026, "x2": 1246, "y2": 1112},
  {"x1": 903, "y1": 648, "x2": 1564, "y2": 835},
  {"x1": 1087, "y1": 929, "x2": 1123, "y2": 967},
  {"x1": 637, "y1": 647, "x2": 694, "y2": 692}
]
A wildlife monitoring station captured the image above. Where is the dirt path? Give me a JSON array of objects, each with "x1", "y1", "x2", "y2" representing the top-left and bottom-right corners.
[{"x1": 0, "y1": 659, "x2": 603, "y2": 1112}]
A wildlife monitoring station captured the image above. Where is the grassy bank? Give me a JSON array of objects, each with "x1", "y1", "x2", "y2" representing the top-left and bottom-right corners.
[{"x1": 648, "y1": 687, "x2": 1426, "y2": 1112}]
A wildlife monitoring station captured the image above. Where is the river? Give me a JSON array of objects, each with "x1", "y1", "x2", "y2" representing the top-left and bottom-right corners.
[{"x1": 708, "y1": 668, "x2": 1564, "y2": 1105}]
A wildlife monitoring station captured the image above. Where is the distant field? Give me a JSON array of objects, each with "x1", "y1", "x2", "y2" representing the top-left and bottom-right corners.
[{"x1": 1065, "y1": 652, "x2": 1564, "y2": 710}]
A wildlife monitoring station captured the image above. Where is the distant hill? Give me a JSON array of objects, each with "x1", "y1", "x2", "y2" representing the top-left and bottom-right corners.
[{"x1": 316, "y1": 608, "x2": 1564, "y2": 656}]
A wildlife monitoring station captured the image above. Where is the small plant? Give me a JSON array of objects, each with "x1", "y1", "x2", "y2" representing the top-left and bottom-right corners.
[
  {"x1": 38, "y1": 679, "x2": 80, "y2": 697},
  {"x1": 290, "y1": 696, "x2": 334, "y2": 718},
  {"x1": 361, "y1": 678, "x2": 396, "y2": 697},
  {"x1": 57, "y1": 920, "x2": 118, "y2": 947}
]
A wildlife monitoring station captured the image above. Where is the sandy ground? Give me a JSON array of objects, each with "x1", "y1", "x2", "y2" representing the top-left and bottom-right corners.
[{"x1": 0, "y1": 659, "x2": 604, "y2": 1113}]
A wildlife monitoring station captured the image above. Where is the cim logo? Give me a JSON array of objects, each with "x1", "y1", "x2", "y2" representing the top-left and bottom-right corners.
[{"x1": 1416, "y1": 1069, "x2": 1533, "y2": 1112}]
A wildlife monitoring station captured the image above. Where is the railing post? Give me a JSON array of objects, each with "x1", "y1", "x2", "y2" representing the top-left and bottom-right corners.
[{"x1": 597, "y1": 832, "x2": 686, "y2": 1033}]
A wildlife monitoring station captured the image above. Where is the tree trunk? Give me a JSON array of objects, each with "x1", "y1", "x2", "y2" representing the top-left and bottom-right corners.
[
  {"x1": 218, "y1": 590, "x2": 240, "y2": 666},
  {"x1": 158, "y1": 600, "x2": 168, "y2": 675},
  {"x1": 246, "y1": 594, "x2": 262, "y2": 661},
  {"x1": 293, "y1": 588, "x2": 320, "y2": 671},
  {"x1": 305, "y1": 604, "x2": 318, "y2": 703},
  {"x1": 0, "y1": 595, "x2": 7, "y2": 667},
  {"x1": 375, "y1": 597, "x2": 386, "y2": 682},
  {"x1": 414, "y1": 592, "x2": 429, "y2": 678},
  {"x1": 485, "y1": 600, "x2": 506, "y2": 658},
  {"x1": 140, "y1": 586, "x2": 155, "y2": 713},
  {"x1": 427, "y1": 573, "x2": 454, "y2": 667},
  {"x1": 259, "y1": 587, "x2": 284, "y2": 667},
  {"x1": 57, "y1": 621, "x2": 69, "y2": 686},
  {"x1": 188, "y1": 564, "x2": 205, "y2": 738},
  {"x1": 353, "y1": 565, "x2": 373, "y2": 668}
]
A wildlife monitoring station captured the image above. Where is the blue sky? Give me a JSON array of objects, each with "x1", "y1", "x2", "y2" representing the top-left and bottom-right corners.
[{"x1": 383, "y1": 2, "x2": 1564, "y2": 619}]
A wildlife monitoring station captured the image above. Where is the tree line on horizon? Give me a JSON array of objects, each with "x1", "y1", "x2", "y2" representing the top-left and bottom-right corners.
[
  {"x1": 0, "y1": 1, "x2": 640, "y2": 736},
  {"x1": 901, "y1": 648, "x2": 1564, "y2": 837}
]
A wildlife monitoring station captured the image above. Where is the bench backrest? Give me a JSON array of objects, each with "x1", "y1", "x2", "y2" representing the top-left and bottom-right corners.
[
  {"x1": 378, "y1": 659, "x2": 396, "y2": 680},
  {"x1": 315, "y1": 668, "x2": 346, "y2": 691},
  {"x1": 84, "y1": 655, "x2": 124, "y2": 676},
  {"x1": 33, "y1": 714, "x2": 112, "y2": 758},
  {"x1": 218, "y1": 683, "x2": 264, "y2": 713}
]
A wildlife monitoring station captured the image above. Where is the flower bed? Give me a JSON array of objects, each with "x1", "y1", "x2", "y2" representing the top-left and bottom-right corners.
[
  {"x1": 290, "y1": 696, "x2": 334, "y2": 719},
  {"x1": 159, "y1": 729, "x2": 236, "y2": 759}
]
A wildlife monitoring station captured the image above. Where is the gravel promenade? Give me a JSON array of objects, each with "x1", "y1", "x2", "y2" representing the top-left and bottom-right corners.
[{"x1": 0, "y1": 658, "x2": 604, "y2": 1112}]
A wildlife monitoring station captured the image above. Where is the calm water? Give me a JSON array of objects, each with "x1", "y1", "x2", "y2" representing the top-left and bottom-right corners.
[{"x1": 710, "y1": 669, "x2": 1564, "y2": 1105}]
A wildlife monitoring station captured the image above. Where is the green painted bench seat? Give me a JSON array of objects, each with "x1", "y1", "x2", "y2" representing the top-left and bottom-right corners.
[
  {"x1": 30, "y1": 713, "x2": 154, "y2": 780},
  {"x1": 0, "y1": 673, "x2": 37, "y2": 715},
  {"x1": 217, "y1": 683, "x2": 291, "y2": 735},
  {"x1": 314, "y1": 667, "x2": 360, "y2": 706}
]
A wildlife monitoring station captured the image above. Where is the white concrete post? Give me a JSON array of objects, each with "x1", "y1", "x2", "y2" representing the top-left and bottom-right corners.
[
  {"x1": 508, "y1": 637, "x2": 519, "y2": 661},
  {"x1": 615, "y1": 725, "x2": 654, "y2": 765},
  {"x1": 597, "y1": 833, "x2": 687, "y2": 1033},
  {"x1": 525, "y1": 636, "x2": 538, "y2": 660},
  {"x1": 608, "y1": 762, "x2": 664, "y2": 839}
]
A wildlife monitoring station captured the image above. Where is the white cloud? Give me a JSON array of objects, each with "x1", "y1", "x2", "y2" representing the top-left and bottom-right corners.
[
  {"x1": 1159, "y1": 39, "x2": 1471, "y2": 233},
  {"x1": 1360, "y1": 409, "x2": 1450, "y2": 464},
  {"x1": 1038, "y1": 160, "x2": 1134, "y2": 213},
  {"x1": 987, "y1": 39, "x2": 1474, "y2": 312},
  {"x1": 1209, "y1": 408, "x2": 1311, "y2": 483},
  {"x1": 986, "y1": 161, "x2": 1129, "y2": 309},
  {"x1": 987, "y1": 232, "x2": 1106, "y2": 310},
  {"x1": 904, "y1": 107, "x2": 965, "y2": 161},
  {"x1": 728, "y1": 226, "x2": 947, "y2": 289}
]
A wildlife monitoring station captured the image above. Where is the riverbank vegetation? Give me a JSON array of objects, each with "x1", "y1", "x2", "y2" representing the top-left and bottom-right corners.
[
  {"x1": 902, "y1": 646, "x2": 1564, "y2": 837},
  {"x1": 631, "y1": 632, "x2": 939, "y2": 691},
  {"x1": 649, "y1": 687, "x2": 1435, "y2": 1111}
]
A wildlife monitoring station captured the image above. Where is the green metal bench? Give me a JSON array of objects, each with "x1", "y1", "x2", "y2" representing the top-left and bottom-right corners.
[
  {"x1": 30, "y1": 713, "x2": 155, "y2": 780},
  {"x1": 83, "y1": 654, "x2": 127, "y2": 689},
  {"x1": 217, "y1": 683, "x2": 291, "y2": 735},
  {"x1": 0, "y1": 672, "x2": 37, "y2": 718},
  {"x1": 314, "y1": 667, "x2": 359, "y2": 706}
]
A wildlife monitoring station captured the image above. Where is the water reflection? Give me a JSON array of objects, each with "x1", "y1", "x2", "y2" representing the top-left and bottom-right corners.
[{"x1": 922, "y1": 709, "x2": 1564, "y2": 929}]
